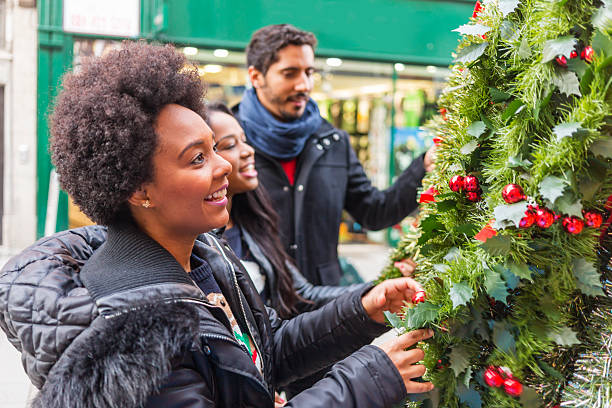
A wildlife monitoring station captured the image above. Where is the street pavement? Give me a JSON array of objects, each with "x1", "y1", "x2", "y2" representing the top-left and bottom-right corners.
[{"x1": 0, "y1": 242, "x2": 394, "y2": 407}]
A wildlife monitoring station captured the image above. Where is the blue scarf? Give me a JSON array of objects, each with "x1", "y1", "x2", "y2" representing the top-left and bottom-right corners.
[{"x1": 238, "y1": 88, "x2": 323, "y2": 160}]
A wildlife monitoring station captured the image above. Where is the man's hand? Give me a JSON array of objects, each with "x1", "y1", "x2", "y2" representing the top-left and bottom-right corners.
[
  {"x1": 424, "y1": 145, "x2": 436, "y2": 172},
  {"x1": 394, "y1": 258, "x2": 417, "y2": 277},
  {"x1": 361, "y1": 277, "x2": 423, "y2": 324}
]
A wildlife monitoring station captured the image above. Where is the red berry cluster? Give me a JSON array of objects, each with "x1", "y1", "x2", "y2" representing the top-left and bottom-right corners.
[
  {"x1": 484, "y1": 366, "x2": 523, "y2": 397},
  {"x1": 449, "y1": 174, "x2": 482, "y2": 202},
  {"x1": 555, "y1": 45, "x2": 594, "y2": 67},
  {"x1": 502, "y1": 183, "x2": 604, "y2": 234}
]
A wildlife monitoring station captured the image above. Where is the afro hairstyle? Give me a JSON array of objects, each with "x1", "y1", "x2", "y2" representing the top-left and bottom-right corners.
[{"x1": 50, "y1": 41, "x2": 206, "y2": 225}]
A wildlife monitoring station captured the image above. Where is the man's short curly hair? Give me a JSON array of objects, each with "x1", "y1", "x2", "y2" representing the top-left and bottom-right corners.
[
  {"x1": 246, "y1": 24, "x2": 317, "y2": 74},
  {"x1": 50, "y1": 41, "x2": 206, "y2": 225}
]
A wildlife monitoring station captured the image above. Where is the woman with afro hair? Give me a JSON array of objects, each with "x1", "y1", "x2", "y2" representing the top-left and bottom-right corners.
[{"x1": 0, "y1": 41, "x2": 434, "y2": 408}]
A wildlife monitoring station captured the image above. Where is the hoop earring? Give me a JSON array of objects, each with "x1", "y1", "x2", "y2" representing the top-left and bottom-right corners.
[{"x1": 142, "y1": 200, "x2": 151, "y2": 208}]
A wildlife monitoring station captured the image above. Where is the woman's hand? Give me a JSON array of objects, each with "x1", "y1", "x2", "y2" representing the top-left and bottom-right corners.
[
  {"x1": 361, "y1": 277, "x2": 423, "y2": 324},
  {"x1": 394, "y1": 258, "x2": 417, "y2": 277},
  {"x1": 378, "y1": 329, "x2": 434, "y2": 393}
]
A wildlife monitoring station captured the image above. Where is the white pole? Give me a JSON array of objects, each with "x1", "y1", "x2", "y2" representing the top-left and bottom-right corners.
[{"x1": 44, "y1": 169, "x2": 59, "y2": 236}]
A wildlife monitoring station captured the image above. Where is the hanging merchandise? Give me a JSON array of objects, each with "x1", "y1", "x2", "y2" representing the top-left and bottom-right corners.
[{"x1": 377, "y1": 0, "x2": 612, "y2": 407}]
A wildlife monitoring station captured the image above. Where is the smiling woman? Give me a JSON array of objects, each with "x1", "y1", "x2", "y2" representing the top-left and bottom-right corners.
[{"x1": 0, "y1": 40, "x2": 435, "y2": 408}]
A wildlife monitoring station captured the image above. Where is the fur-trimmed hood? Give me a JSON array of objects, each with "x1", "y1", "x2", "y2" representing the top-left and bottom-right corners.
[{"x1": 32, "y1": 302, "x2": 199, "y2": 408}]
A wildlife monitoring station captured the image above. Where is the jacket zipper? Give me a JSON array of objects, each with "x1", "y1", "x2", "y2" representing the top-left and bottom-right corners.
[{"x1": 207, "y1": 234, "x2": 266, "y2": 382}]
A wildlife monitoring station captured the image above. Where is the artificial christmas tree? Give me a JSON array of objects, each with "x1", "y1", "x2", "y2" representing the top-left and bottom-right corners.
[{"x1": 380, "y1": 0, "x2": 612, "y2": 406}]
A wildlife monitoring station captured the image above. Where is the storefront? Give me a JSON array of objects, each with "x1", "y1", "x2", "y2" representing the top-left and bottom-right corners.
[{"x1": 38, "y1": 0, "x2": 475, "y2": 239}]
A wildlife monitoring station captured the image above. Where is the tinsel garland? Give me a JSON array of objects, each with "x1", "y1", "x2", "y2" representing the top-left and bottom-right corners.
[{"x1": 379, "y1": 0, "x2": 612, "y2": 407}]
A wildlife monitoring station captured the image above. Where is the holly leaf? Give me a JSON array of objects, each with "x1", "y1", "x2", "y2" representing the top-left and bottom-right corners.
[
  {"x1": 507, "y1": 154, "x2": 532, "y2": 169},
  {"x1": 554, "y1": 193, "x2": 583, "y2": 217},
  {"x1": 498, "y1": 265, "x2": 520, "y2": 290},
  {"x1": 455, "y1": 223, "x2": 479, "y2": 236},
  {"x1": 552, "y1": 70, "x2": 581, "y2": 97},
  {"x1": 593, "y1": 29, "x2": 612, "y2": 55},
  {"x1": 481, "y1": 235, "x2": 512, "y2": 256},
  {"x1": 485, "y1": 269, "x2": 509, "y2": 304},
  {"x1": 444, "y1": 247, "x2": 461, "y2": 262},
  {"x1": 578, "y1": 177, "x2": 602, "y2": 202},
  {"x1": 539, "y1": 176, "x2": 569, "y2": 205},
  {"x1": 449, "y1": 281, "x2": 474, "y2": 309},
  {"x1": 492, "y1": 201, "x2": 529, "y2": 229},
  {"x1": 434, "y1": 263, "x2": 450, "y2": 273},
  {"x1": 519, "y1": 387, "x2": 544, "y2": 407},
  {"x1": 553, "y1": 122, "x2": 587, "y2": 141},
  {"x1": 467, "y1": 121, "x2": 487, "y2": 138},
  {"x1": 468, "y1": 306, "x2": 490, "y2": 341},
  {"x1": 454, "y1": 42, "x2": 489, "y2": 63},
  {"x1": 590, "y1": 138, "x2": 612, "y2": 159},
  {"x1": 404, "y1": 302, "x2": 439, "y2": 328},
  {"x1": 506, "y1": 261, "x2": 534, "y2": 282},
  {"x1": 457, "y1": 384, "x2": 482, "y2": 408},
  {"x1": 499, "y1": 0, "x2": 520, "y2": 17},
  {"x1": 573, "y1": 258, "x2": 604, "y2": 297},
  {"x1": 542, "y1": 36, "x2": 578, "y2": 63},
  {"x1": 384, "y1": 311, "x2": 404, "y2": 331},
  {"x1": 489, "y1": 87, "x2": 512, "y2": 103},
  {"x1": 493, "y1": 322, "x2": 516, "y2": 353},
  {"x1": 421, "y1": 215, "x2": 444, "y2": 233},
  {"x1": 460, "y1": 140, "x2": 479, "y2": 155},
  {"x1": 462, "y1": 366, "x2": 473, "y2": 388},
  {"x1": 548, "y1": 326, "x2": 580, "y2": 346},
  {"x1": 453, "y1": 24, "x2": 491, "y2": 36},
  {"x1": 449, "y1": 347, "x2": 471, "y2": 377},
  {"x1": 502, "y1": 99, "x2": 526, "y2": 122},
  {"x1": 518, "y1": 36, "x2": 532, "y2": 59},
  {"x1": 500, "y1": 20, "x2": 518, "y2": 41},
  {"x1": 567, "y1": 58, "x2": 588, "y2": 78}
]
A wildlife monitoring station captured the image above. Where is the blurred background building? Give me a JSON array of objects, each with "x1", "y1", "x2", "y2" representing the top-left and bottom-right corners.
[{"x1": 32, "y1": 0, "x2": 474, "y2": 250}]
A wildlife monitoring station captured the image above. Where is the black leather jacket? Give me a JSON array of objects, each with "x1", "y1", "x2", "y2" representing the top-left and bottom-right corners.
[
  {"x1": 237, "y1": 226, "x2": 370, "y2": 313},
  {"x1": 0, "y1": 225, "x2": 408, "y2": 408},
  {"x1": 236, "y1": 108, "x2": 426, "y2": 286}
]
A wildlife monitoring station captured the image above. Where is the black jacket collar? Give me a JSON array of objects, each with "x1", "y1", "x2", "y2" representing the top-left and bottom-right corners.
[{"x1": 80, "y1": 222, "x2": 194, "y2": 302}]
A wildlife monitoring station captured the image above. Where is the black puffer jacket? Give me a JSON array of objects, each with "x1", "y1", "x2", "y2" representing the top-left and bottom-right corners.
[
  {"x1": 236, "y1": 109, "x2": 426, "y2": 286},
  {"x1": 0, "y1": 224, "x2": 409, "y2": 408}
]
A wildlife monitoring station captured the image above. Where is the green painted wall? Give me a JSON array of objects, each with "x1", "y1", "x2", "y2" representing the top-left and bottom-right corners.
[
  {"x1": 36, "y1": 0, "x2": 473, "y2": 236},
  {"x1": 158, "y1": 0, "x2": 473, "y2": 65}
]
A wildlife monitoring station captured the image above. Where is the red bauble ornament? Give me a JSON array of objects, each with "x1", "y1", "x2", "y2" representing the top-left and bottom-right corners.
[
  {"x1": 584, "y1": 211, "x2": 603, "y2": 228},
  {"x1": 449, "y1": 175, "x2": 465, "y2": 192},
  {"x1": 466, "y1": 191, "x2": 481, "y2": 202},
  {"x1": 569, "y1": 50, "x2": 578, "y2": 59},
  {"x1": 555, "y1": 55, "x2": 568, "y2": 67},
  {"x1": 503, "y1": 378, "x2": 523, "y2": 397},
  {"x1": 536, "y1": 208, "x2": 555, "y2": 228},
  {"x1": 562, "y1": 216, "x2": 584, "y2": 234},
  {"x1": 412, "y1": 290, "x2": 427, "y2": 304},
  {"x1": 484, "y1": 367, "x2": 504, "y2": 388},
  {"x1": 501, "y1": 184, "x2": 525, "y2": 203},
  {"x1": 463, "y1": 175, "x2": 480, "y2": 192},
  {"x1": 581, "y1": 46, "x2": 594, "y2": 63},
  {"x1": 519, "y1": 210, "x2": 536, "y2": 228},
  {"x1": 472, "y1": 0, "x2": 483, "y2": 18}
]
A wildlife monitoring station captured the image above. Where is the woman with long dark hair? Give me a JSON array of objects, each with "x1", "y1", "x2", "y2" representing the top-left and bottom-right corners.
[
  {"x1": 0, "y1": 42, "x2": 433, "y2": 408},
  {"x1": 208, "y1": 103, "x2": 415, "y2": 319}
]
